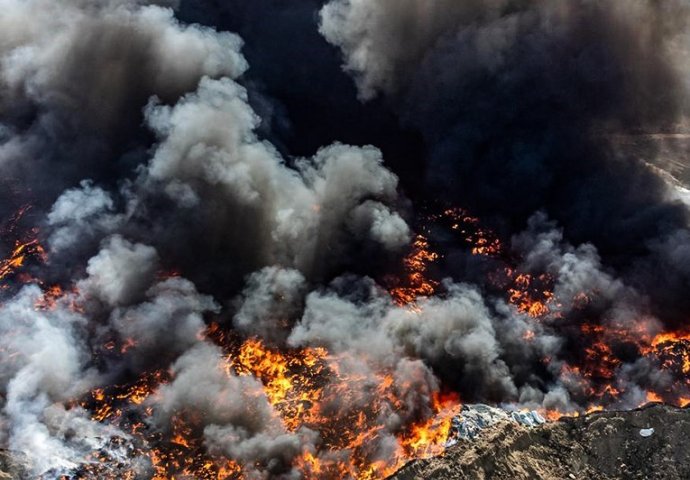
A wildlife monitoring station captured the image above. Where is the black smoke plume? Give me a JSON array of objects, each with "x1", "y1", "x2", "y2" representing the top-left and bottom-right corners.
[{"x1": 1, "y1": 0, "x2": 690, "y2": 477}]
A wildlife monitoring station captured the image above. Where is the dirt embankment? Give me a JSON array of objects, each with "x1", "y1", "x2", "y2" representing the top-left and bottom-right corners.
[
  {"x1": 0, "y1": 449, "x2": 28, "y2": 479},
  {"x1": 391, "y1": 404, "x2": 690, "y2": 480}
]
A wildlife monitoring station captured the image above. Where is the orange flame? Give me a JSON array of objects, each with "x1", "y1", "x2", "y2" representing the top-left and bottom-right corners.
[
  {"x1": 6, "y1": 203, "x2": 690, "y2": 478},
  {"x1": 76, "y1": 332, "x2": 461, "y2": 479},
  {"x1": 388, "y1": 234, "x2": 439, "y2": 307}
]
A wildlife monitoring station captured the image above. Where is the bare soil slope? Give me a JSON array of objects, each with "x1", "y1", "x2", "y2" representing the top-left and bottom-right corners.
[{"x1": 391, "y1": 404, "x2": 690, "y2": 480}]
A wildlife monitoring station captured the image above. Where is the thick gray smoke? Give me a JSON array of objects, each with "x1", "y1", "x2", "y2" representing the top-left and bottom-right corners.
[
  {"x1": 320, "y1": 0, "x2": 690, "y2": 101},
  {"x1": 281, "y1": 211, "x2": 664, "y2": 409},
  {"x1": 320, "y1": 0, "x2": 690, "y2": 324},
  {"x1": 0, "y1": 0, "x2": 247, "y2": 214},
  {"x1": 155, "y1": 343, "x2": 315, "y2": 479},
  {"x1": 319, "y1": 0, "x2": 511, "y2": 100},
  {"x1": 140, "y1": 75, "x2": 409, "y2": 276},
  {"x1": 0, "y1": 0, "x2": 416, "y2": 476},
  {"x1": 1, "y1": 0, "x2": 690, "y2": 478}
]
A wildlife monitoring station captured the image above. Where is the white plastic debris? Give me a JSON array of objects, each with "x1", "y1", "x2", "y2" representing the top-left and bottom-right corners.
[
  {"x1": 511, "y1": 410, "x2": 547, "y2": 427},
  {"x1": 445, "y1": 405, "x2": 547, "y2": 445},
  {"x1": 447, "y1": 405, "x2": 509, "y2": 442},
  {"x1": 639, "y1": 428, "x2": 655, "y2": 437},
  {"x1": 531, "y1": 410, "x2": 547, "y2": 424}
]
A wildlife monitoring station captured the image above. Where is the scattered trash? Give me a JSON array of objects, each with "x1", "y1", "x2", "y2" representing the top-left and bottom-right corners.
[
  {"x1": 639, "y1": 428, "x2": 655, "y2": 438},
  {"x1": 445, "y1": 404, "x2": 547, "y2": 445},
  {"x1": 512, "y1": 410, "x2": 546, "y2": 427}
]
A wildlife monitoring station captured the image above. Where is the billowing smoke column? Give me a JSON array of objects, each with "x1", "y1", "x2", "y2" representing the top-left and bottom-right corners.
[
  {"x1": 319, "y1": 0, "x2": 690, "y2": 320},
  {"x1": 1, "y1": 0, "x2": 690, "y2": 478}
]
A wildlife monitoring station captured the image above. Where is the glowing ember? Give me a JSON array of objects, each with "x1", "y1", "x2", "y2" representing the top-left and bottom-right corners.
[
  {"x1": 643, "y1": 332, "x2": 690, "y2": 376},
  {"x1": 0, "y1": 238, "x2": 46, "y2": 284},
  {"x1": 7, "y1": 203, "x2": 690, "y2": 479},
  {"x1": 0, "y1": 206, "x2": 47, "y2": 291},
  {"x1": 506, "y1": 271, "x2": 554, "y2": 318},
  {"x1": 225, "y1": 338, "x2": 460, "y2": 479},
  {"x1": 431, "y1": 207, "x2": 503, "y2": 257},
  {"x1": 642, "y1": 332, "x2": 690, "y2": 393},
  {"x1": 73, "y1": 329, "x2": 461, "y2": 480},
  {"x1": 388, "y1": 234, "x2": 439, "y2": 307}
]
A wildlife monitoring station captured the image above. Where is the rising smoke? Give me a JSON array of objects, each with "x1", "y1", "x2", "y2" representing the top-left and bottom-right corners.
[
  {"x1": 1, "y1": 0, "x2": 690, "y2": 478},
  {"x1": 320, "y1": 0, "x2": 690, "y2": 321}
]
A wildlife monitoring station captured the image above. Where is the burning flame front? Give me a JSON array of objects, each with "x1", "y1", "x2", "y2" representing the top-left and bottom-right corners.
[
  {"x1": 1, "y1": 205, "x2": 689, "y2": 479},
  {"x1": 3, "y1": 1, "x2": 690, "y2": 479}
]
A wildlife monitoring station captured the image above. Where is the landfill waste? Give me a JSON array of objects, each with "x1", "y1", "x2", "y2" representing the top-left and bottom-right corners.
[
  {"x1": 511, "y1": 410, "x2": 547, "y2": 427},
  {"x1": 390, "y1": 404, "x2": 690, "y2": 480},
  {"x1": 445, "y1": 404, "x2": 546, "y2": 445}
]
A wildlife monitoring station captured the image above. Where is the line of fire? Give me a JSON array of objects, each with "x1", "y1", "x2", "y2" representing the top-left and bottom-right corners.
[{"x1": 2, "y1": 203, "x2": 688, "y2": 480}]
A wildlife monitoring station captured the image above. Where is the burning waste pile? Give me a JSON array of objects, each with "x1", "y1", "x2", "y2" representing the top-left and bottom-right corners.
[{"x1": 3, "y1": 0, "x2": 690, "y2": 479}]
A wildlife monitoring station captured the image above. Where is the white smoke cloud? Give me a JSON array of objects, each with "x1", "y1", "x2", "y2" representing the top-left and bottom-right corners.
[
  {"x1": 79, "y1": 235, "x2": 159, "y2": 307},
  {"x1": 47, "y1": 180, "x2": 124, "y2": 253},
  {"x1": 0, "y1": 0, "x2": 247, "y2": 114},
  {"x1": 348, "y1": 200, "x2": 411, "y2": 250},
  {"x1": 110, "y1": 277, "x2": 219, "y2": 365},
  {"x1": 233, "y1": 267, "x2": 307, "y2": 344},
  {"x1": 319, "y1": 0, "x2": 509, "y2": 99},
  {"x1": 0, "y1": 286, "x2": 102, "y2": 474},
  {"x1": 289, "y1": 278, "x2": 519, "y2": 400},
  {"x1": 141, "y1": 76, "x2": 409, "y2": 277}
]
